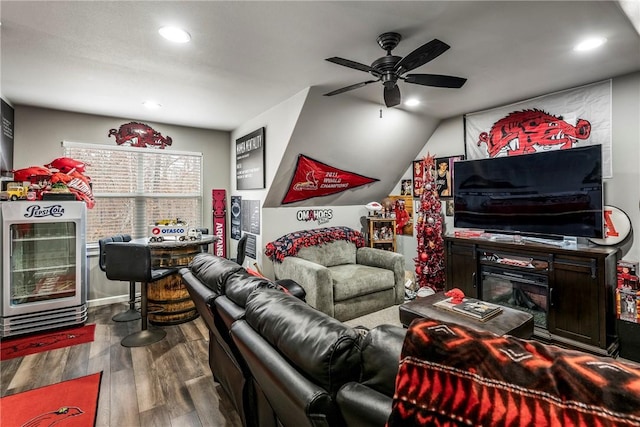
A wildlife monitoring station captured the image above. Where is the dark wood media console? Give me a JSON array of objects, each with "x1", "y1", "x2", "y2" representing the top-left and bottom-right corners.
[{"x1": 445, "y1": 235, "x2": 621, "y2": 356}]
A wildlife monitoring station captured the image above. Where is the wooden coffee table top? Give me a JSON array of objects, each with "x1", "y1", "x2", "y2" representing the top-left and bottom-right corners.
[{"x1": 399, "y1": 292, "x2": 534, "y2": 339}]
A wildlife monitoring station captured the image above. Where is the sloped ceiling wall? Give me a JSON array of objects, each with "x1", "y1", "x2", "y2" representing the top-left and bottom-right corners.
[{"x1": 264, "y1": 87, "x2": 440, "y2": 207}]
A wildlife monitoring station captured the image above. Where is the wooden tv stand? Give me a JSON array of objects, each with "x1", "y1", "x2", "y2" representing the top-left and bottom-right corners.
[{"x1": 444, "y1": 234, "x2": 621, "y2": 356}]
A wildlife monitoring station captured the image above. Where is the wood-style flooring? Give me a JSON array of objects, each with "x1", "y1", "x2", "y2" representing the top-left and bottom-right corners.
[{"x1": 0, "y1": 303, "x2": 243, "y2": 427}]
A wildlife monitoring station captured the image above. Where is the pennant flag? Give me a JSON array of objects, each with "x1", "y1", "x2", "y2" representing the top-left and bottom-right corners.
[{"x1": 282, "y1": 155, "x2": 378, "y2": 204}]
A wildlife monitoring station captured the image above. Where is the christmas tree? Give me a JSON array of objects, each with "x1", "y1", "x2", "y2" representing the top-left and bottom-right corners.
[{"x1": 414, "y1": 153, "x2": 446, "y2": 291}]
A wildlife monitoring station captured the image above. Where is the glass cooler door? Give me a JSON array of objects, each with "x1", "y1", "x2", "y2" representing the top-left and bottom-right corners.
[{"x1": 9, "y1": 221, "x2": 79, "y2": 308}]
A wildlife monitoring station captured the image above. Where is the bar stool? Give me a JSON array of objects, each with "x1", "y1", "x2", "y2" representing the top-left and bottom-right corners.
[
  {"x1": 98, "y1": 234, "x2": 140, "y2": 322},
  {"x1": 231, "y1": 234, "x2": 248, "y2": 266},
  {"x1": 104, "y1": 242, "x2": 177, "y2": 347}
]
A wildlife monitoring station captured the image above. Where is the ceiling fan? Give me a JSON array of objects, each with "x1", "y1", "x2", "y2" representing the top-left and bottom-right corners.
[{"x1": 324, "y1": 32, "x2": 467, "y2": 108}]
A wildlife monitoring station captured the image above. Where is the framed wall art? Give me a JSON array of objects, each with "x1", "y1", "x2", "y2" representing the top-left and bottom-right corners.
[
  {"x1": 445, "y1": 200, "x2": 454, "y2": 217},
  {"x1": 434, "y1": 155, "x2": 464, "y2": 198},
  {"x1": 388, "y1": 195, "x2": 414, "y2": 236},
  {"x1": 412, "y1": 160, "x2": 424, "y2": 198},
  {"x1": 236, "y1": 127, "x2": 266, "y2": 190},
  {"x1": 401, "y1": 179, "x2": 412, "y2": 196}
]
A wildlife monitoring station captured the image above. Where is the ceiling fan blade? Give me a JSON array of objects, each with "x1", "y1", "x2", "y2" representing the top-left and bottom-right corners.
[
  {"x1": 384, "y1": 85, "x2": 401, "y2": 108},
  {"x1": 404, "y1": 74, "x2": 467, "y2": 88},
  {"x1": 394, "y1": 39, "x2": 450, "y2": 74},
  {"x1": 323, "y1": 80, "x2": 378, "y2": 96},
  {"x1": 325, "y1": 57, "x2": 375, "y2": 74}
]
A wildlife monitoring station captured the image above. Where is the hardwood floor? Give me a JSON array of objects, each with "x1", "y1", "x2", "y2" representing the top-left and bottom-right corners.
[{"x1": 1, "y1": 303, "x2": 243, "y2": 427}]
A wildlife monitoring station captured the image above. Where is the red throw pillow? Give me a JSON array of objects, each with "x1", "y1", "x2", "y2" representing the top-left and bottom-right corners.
[{"x1": 245, "y1": 267, "x2": 266, "y2": 278}]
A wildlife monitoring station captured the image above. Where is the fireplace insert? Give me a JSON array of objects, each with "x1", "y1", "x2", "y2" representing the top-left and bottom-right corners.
[{"x1": 481, "y1": 265, "x2": 549, "y2": 329}]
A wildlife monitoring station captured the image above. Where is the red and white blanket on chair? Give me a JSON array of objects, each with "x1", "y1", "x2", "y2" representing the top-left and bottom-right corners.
[{"x1": 265, "y1": 226, "x2": 364, "y2": 263}]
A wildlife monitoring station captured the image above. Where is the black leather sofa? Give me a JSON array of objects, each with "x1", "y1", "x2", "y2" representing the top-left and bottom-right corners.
[
  {"x1": 181, "y1": 254, "x2": 269, "y2": 427},
  {"x1": 336, "y1": 324, "x2": 406, "y2": 427},
  {"x1": 180, "y1": 253, "x2": 405, "y2": 427}
]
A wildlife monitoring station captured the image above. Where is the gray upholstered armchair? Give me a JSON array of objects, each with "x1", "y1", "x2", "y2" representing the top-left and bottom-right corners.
[{"x1": 266, "y1": 227, "x2": 405, "y2": 321}]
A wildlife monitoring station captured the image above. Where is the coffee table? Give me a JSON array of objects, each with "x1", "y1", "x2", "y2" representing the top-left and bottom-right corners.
[{"x1": 399, "y1": 292, "x2": 534, "y2": 339}]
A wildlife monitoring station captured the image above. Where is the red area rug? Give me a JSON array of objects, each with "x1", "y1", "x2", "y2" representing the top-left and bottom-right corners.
[
  {"x1": 1, "y1": 324, "x2": 96, "y2": 361},
  {"x1": 1, "y1": 372, "x2": 102, "y2": 427}
]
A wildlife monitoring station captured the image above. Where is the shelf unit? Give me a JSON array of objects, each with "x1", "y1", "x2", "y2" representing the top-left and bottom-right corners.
[{"x1": 368, "y1": 217, "x2": 396, "y2": 252}]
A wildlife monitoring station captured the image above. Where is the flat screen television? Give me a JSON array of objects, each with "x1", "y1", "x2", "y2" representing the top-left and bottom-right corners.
[{"x1": 453, "y1": 145, "x2": 603, "y2": 238}]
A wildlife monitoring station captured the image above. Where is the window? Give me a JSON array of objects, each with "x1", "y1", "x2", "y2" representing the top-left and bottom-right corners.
[{"x1": 63, "y1": 141, "x2": 202, "y2": 244}]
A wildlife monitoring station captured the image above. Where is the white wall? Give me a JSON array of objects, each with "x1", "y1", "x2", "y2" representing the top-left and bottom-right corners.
[
  {"x1": 229, "y1": 88, "x2": 310, "y2": 271},
  {"x1": 230, "y1": 86, "x2": 441, "y2": 278},
  {"x1": 11, "y1": 106, "x2": 231, "y2": 303},
  {"x1": 607, "y1": 72, "x2": 640, "y2": 261}
]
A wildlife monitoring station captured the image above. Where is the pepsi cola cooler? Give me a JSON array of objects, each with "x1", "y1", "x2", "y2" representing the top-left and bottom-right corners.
[{"x1": 1, "y1": 201, "x2": 87, "y2": 338}]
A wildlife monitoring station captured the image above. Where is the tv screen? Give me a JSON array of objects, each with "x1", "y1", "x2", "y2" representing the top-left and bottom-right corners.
[{"x1": 453, "y1": 145, "x2": 603, "y2": 238}]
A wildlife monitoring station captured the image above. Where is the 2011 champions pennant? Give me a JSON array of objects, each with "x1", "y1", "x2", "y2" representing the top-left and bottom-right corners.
[{"x1": 282, "y1": 155, "x2": 378, "y2": 204}]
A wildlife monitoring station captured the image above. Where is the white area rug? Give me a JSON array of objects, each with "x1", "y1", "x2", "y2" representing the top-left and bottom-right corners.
[{"x1": 344, "y1": 305, "x2": 403, "y2": 329}]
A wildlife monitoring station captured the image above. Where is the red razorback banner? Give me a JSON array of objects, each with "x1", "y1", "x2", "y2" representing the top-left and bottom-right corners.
[
  {"x1": 212, "y1": 189, "x2": 227, "y2": 258},
  {"x1": 282, "y1": 155, "x2": 378, "y2": 204}
]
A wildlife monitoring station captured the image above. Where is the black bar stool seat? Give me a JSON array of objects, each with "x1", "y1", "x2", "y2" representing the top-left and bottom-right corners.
[
  {"x1": 98, "y1": 234, "x2": 141, "y2": 322},
  {"x1": 104, "y1": 242, "x2": 177, "y2": 347}
]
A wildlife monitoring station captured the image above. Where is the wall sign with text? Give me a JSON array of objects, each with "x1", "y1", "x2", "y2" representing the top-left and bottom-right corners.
[
  {"x1": 1, "y1": 98, "x2": 15, "y2": 178},
  {"x1": 236, "y1": 127, "x2": 265, "y2": 190}
]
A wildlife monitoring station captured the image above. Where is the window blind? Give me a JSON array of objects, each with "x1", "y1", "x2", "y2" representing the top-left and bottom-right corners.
[{"x1": 62, "y1": 141, "x2": 203, "y2": 244}]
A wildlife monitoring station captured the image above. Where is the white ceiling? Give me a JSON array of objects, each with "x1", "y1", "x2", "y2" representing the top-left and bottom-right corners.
[{"x1": 1, "y1": 1, "x2": 639, "y2": 132}]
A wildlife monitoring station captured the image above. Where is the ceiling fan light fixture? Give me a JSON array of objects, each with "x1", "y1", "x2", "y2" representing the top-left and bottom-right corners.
[
  {"x1": 159, "y1": 26, "x2": 191, "y2": 43},
  {"x1": 324, "y1": 32, "x2": 464, "y2": 107},
  {"x1": 573, "y1": 36, "x2": 607, "y2": 52}
]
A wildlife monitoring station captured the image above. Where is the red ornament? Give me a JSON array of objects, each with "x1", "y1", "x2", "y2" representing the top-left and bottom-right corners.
[
  {"x1": 420, "y1": 252, "x2": 428, "y2": 262},
  {"x1": 415, "y1": 265, "x2": 422, "y2": 275}
]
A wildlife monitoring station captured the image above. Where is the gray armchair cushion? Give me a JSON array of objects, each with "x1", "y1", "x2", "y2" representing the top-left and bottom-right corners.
[
  {"x1": 296, "y1": 240, "x2": 356, "y2": 267},
  {"x1": 330, "y1": 265, "x2": 394, "y2": 301}
]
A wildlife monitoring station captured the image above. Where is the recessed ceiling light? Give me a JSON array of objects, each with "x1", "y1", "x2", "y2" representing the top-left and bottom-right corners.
[
  {"x1": 405, "y1": 98, "x2": 420, "y2": 107},
  {"x1": 573, "y1": 37, "x2": 607, "y2": 52},
  {"x1": 143, "y1": 100, "x2": 162, "y2": 109},
  {"x1": 158, "y1": 26, "x2": 191, "y2": 43}
]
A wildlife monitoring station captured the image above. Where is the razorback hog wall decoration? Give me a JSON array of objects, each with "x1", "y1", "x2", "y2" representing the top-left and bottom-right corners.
[
  {"x1": 464, "y1": 79, "x2": 612, "y2": 177},
  {"x1": 108, "y1": 122, "x2": 172, "y2": 149}
]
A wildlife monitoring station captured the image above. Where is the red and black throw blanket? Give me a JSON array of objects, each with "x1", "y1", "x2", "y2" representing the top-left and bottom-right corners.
[
  {"x1": 265, "y1": 226, "x2": 365, "y2": 263},
  {"x1": 387, "y1": 318, "x2": 640, "y2": 427}
]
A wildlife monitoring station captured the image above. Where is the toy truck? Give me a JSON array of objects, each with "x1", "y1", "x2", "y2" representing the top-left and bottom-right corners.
[
  {"x1": 0, "y1": 182, "x2": 31, "y2": 201},
  {"x1": 148, "y1": 220, "x2": 202, "y2": 242}
]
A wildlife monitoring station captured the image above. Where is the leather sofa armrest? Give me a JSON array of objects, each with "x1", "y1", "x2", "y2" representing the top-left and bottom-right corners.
[
  {"x1": 230, "y1": 319, "x2": 339, "y2": 427},
  {"x1": 356, "y1": 247, "x2": 406, "y2": 304},
  {"x1": 215, "y1": 295, "x2": 246, "y2": 330},
  {"x1": 180, "y1": 268, "x2": 220, "y2": 332},
  {"x1": 273, "y1": 256, "x2": 334, "y2": 317},
  {"x1": 336, "y1": 382, "x2": 392, "y2": 427}
]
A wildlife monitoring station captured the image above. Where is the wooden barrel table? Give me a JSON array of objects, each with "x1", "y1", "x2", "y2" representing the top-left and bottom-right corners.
[{"x1": 135, "y1": 235, "x2": 217, "y2": 326}]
